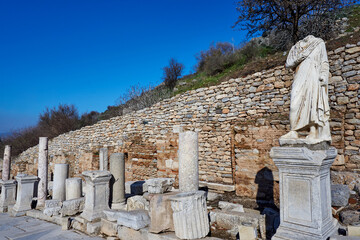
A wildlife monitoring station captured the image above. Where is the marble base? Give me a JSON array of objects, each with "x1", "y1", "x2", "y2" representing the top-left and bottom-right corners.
[
  {"x1": 0, "y1": 179, "x2": 16, "y2": 213},
  {"x1": 270, "y1": 146, "x2": 338, "y2": 240}
]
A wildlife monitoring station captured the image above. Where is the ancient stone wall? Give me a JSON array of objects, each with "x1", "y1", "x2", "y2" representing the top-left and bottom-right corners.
[{"x1": 13, "y1": 42, "x2": 360, "y2": 201}]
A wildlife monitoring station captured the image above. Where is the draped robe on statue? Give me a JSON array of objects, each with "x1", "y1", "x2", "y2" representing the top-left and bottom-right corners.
[{"x1": 285, "y1": 35, "x2": 331, "y2": 141}]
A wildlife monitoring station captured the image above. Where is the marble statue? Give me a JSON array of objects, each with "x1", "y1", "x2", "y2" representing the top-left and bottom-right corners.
[{"x1": 280, "y1": 35, "x2": 331, "y2": 144}]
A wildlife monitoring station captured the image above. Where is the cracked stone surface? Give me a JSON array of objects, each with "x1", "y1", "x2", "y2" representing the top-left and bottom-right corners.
[{"x1": 0, "y1": 213, "x2": 102, "y2": 240}]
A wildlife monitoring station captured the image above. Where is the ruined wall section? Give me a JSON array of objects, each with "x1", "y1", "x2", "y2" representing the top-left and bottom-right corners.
[{"x1": 14, "y1": 43, "x2": 360, "y2": 198}]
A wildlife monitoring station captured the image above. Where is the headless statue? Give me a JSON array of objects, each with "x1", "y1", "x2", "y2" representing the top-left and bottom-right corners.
[{"x1": 280, "y1": 35, "x2": 331, "y2": 144}]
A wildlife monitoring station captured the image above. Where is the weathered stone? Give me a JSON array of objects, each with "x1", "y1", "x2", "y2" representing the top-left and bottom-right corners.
[
  {"x1": 99, "y1": 147, "x2": 108, "y2": 171},
  {"x1": 2, "y1": 145, "x2": 11, "y2": 181},
  {"x1": 116, "y1": 210, "x2": 150, "y2": 230},
  {"x1": 10, "y1": 174, "x2": 38, "y2": 216},
  {"x1": 60, "y1": 197, "x2": 85, "y2": 216},
  {"x1": 348, "y1": 226, "x2": 360, "y2": 236},
  {"x1": 271, "y1": 147, "x2": 338, "y2": 240},
  {"x1": 43, "y1": 199, "x2": 62, "y2": 216},
  {"x1": 178, "y1": 131, "x2": 199, "y2": 192},
  {"x1": 238, "y1": 225, "x2": 257, "y2": 240},
  {"x1": 218, "y1": 201, "x2": 244, "y2": 212},
  {"x1": 0, "y1": 179, "x2": 16, "y2": 212},
  {"x1": 37, "y1": 137, "x2": 48, "y2": 208},
  {"x1": 65, "y1": 177, "x2": 82, "y2": 200},
  {"x1": 146, "y1": 178, "x2": 174, "y2": 194},
  {"x1": 86, "y1": 221, "x2": 101, "y2": 235},
  {"x1": 80, "y1": 170, "x2": 111, "y2": 221},
  {"x1": 331, "y1": 184, "x2": 350, "y2": 207},
  {"x1": 169, "y1": 191, "x2": 209, "y2": 239},
  {"x1": 53, "y1": 163, "x2": 69, "y2": 201},
  {"x1": 110, "y1": 153, "x2": 125, "y2": 209},
  {"x1": 101, "y1": 218, "x2": 118, "y2": 237},
  {"x1": 339, "y1": 210, "x2": 360, "y2": 225},
  {"x1": 127, "y1": 195, "x2": 149, "y2": 211},
  {"x1": 149, "y1": 192, "x2": 177, "y2": 233},
  {"x1": 117, "y1": 225, "x2": 148, "y2": 240},
  {"x1": 125, "y1": 181, "x2": 147, "y2": 195}
]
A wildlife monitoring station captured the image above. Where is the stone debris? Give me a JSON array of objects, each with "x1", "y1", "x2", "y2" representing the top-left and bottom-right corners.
[
  {"x1": 125, "y1": 181, "x2": 147, "y2": 195},
  {"x1": 146, "y1": 178, "x2": 174, "y2": 194},
  {"x1": 238, "y1": 225, "x2": 257, "y2": 240},
  {"x1": 340, "y1": 210, "x2": 360, "y2": 225},
  {"x1": 43, "y1": 199, "x2": 62, "y2": 216},
  {"x1": 127, "y1": 195, "x2": 149, "y2": 211},
  {"x1": 148, "y1": 192, "x2": 177, "y2": 233},
  {"x1": 60, "y1": 197, "x2": 85, "y2": 217},
  {"x1": 332, "y1": 184, "x2": 350, "y2": 207},
  {"x1": 116, "y1": 210, "x2": 150, "y2": 230},
  {"x1": 218, "y1": 201, "x2": 244, "y2": 212}
]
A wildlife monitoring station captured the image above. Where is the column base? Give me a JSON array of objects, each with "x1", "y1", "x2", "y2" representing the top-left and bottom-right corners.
[{"x1": 111, "y1": 202, "x2": 126, "y2": 210}]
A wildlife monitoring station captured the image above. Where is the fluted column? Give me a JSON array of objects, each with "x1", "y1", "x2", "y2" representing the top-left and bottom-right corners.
[
  {"x1": 37, "y1": 137, "x2": 48, "y2": 208},
  {"x1": 169, "y1": 191, "x2": 209, "y2": 239}
]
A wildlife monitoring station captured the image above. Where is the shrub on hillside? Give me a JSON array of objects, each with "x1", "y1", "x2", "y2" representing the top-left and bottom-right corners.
[{"x1": 162, "y1": 58, "x2": 184, "y2": 89}]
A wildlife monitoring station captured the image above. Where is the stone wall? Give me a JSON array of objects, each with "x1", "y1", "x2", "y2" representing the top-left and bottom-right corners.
[{"x1": 13, "y1": 42, "x2": 360, "y2": 201}]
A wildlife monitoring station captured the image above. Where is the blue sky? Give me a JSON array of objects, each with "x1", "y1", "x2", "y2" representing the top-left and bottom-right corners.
[{"x1": 0, "y1": 0, "x2": 247, "y2": 133}]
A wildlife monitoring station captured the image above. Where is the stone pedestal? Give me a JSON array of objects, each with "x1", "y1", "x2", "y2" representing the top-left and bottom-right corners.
[
  {"x1": 270, "y1": 146, "x2": 338, "y2": 240},
  {"x1": 99, "y1": 148, "x2": 108, "y2": 171},
  {"x1": 0, "y1": 179, "x2": 16, "y2": 212},
  {"x1": 2, "y1": 145, "x2": 11, "y2": 181},
  {"x1": 11, "y1": 174, "x2": 38, "y2": 216},
  {"x1": 109, "y1": 153, "x2": 125, "y2": 209},
  {"x1": 169, "y1": 191, "x2": 209, "y2": 239},
  {"x1": 178, "y1": 131, "x2": 199, "y2": 192},
  {"x1": 37, "y1": 137, "x2": 48, "y2": 208},
  {"x1": 53, "y1": 163, "x2": 69, "y2": 201},
  {"x1": 80, "y1": 170, "x2": 111, "y2": 221},
  {"x1": 66, "y1": 177, "x2": 82, "y2": 200}
]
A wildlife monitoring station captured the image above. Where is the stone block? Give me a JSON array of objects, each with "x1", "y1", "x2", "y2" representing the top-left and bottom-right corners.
[
  {"x1": 43, "y1": 199, "x2": 62, "y2": 216},
  {"x1": 101, "y1": 218, "x2": 118, "y2": 237},
  {"x1": 116, "y1": 210, "x2": 150, "y2": 230},
  {"x1": 87, "y1": 221, "x2": 101, "y2": 235},
  {"x1": 339, "y1": 210, "x2": 360, "y2": 225},
  {"x1": 238, "y1": 225, "x2": 257, "y2": 240},
  {"x1": 117, "y1": 225, "x2": 148, "y2": 240},
  {"x1": 218, "y1": 201, "x2": 244, "y2": 212},
  {"x1": 127, "y1": 195, "x2": 149, "y2": 211},
  {"x1": 348, "y1": 226, "x2": 360, "y2": 236},
  {"x1": 125, "y1": 181, "x2": 147, "y2": 195},
  {"x1": 331, "y1": 184, "x2": 350, "y2": 207},
  {"x1": 60, "y1": 197, "x2": 85, "y2": 216},
  {"x1": 0, "y1": 179, "x2": 16, "y2": 212},
  {"x1": 146, "y1": 178, "x2": 174, "y2": 194},
  {"x1": 10, "y1": 174, "x2": 38, "y2": 216},
  {"x1": 149, "y1": 192, "x2": 177, "y2": 233}
]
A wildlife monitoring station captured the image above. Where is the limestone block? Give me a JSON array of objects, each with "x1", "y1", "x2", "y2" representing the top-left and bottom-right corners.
[
  {"x1": 0, "y1": 179, "x2": 16, "y2": 212},
  {"x1": 60, "y1": 197, "x2": 85, "y2": 216},
  {"x1": 178, "y1": 131, "x2": 199, "y2": 192},
  {"x1": 348, "y1": 226, "x2": 360, "y2": 236},
  {"x1": 43, "y1": 199, "x2": 62, "y2": 216},
  {"x1": 117, "y1": 225, "x2": 148, "y2": 240},
  {"x1": 116, "y1": 210, "x2": 150, "y2": 230},
  {"x1": 87, "y1": 221, "x2": 101, "y2": 235},
  {"x1": 53, "y1": 163, "x2": 69, "y2": 201},
  {"x1": 146, "y1": 178, "x2": 174, "y2": 194},
  {"x1": 104, "y1": 209, "x2": 128, "y2": 221},
  {"x1": 169, "y1": 191, "x2": 209, "y2": 239},
  {"x1": 80, "y1": 170, "x2": 111, "y2": 221},
  {"x1": 125, "y1": 180, "x2": 147, "y2": 195},
  {"x1": 339, "y1": 210, "x2": 360, "y2": 225},
  {"x1": 101, "y1": 218, "x2": 118, "y2": 237},
  {"x1": 331, "y1": 184, "x2": 350, "y2": 207},
  {"x1": 218, "y1": 201, "x2": 244, "y2": 213},
  {"x1": 238, "y1": 225, "x2": 257, "y2": 240},
  {"x1": 149, "y1": 192, "x2": 177, "y2": 233},
  {"x1": 65, "y1": 177, "x2": 82, "y2": 200},
  {"x1": 127, "y1": 195, "x2": 149, "y2": 211},
  {"x1": 270, "y1": 147, "x2": 339, "y2": 240},
  {"x1": 11, "y1": 174, "x2": 38, "y2": 216}
]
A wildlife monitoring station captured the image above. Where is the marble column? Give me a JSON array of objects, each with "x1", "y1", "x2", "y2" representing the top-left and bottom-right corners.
[
  {"x1": 10, "y1": 174, "x2": 38, "y2": 216},
  {"x1": 110, "y1": 153, "x2": 125, "y2": 209},
  {"x1": 99, "y1": 148, "x2": 108, "y2": 171},
  {"x1": 2, "y1": 145, "x2": 11, "y2": 181},
  {"x1": 53, "y1": 163, "x2": 69, "y2": 201},
  {"x1": 65, "y1": 177, "x2": 82, "y2": 200},
  {"x1": 37, "y1": 137, "x2": 48, "y2": 208},
  {"x1": 0, "y1": 179, "x2": 16, "y2": 212},
  {"x1": 178, "y1": 131, "x2": 199, "y2": 192},
  {"x1": 270, "y1": 146, "x2": 338, "y2": 240},
  {"x1": 80, "y1": 170, "x2": 111, "y2": 221},
  {"x1": 169, "y1": 191, "x2": 209, "y2": 239}
]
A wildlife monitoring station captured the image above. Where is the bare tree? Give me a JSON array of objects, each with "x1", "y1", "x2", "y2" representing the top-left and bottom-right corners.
[
  {"x1": 233, "y1": 0, "x2": 354, "y2": 46},
  {"x1": 162, "y1": 58, "x2": 184, "y2": 89}
]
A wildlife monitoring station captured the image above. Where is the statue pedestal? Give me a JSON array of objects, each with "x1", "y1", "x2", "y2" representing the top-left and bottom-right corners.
[{"x1": 270, "y1": 146, "x2": 338, "y2": 240}]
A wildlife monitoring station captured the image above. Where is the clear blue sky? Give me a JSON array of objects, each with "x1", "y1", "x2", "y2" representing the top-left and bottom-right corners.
[{"x1": 0, "y1": 0, "x2": 247, "y2": 133}]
